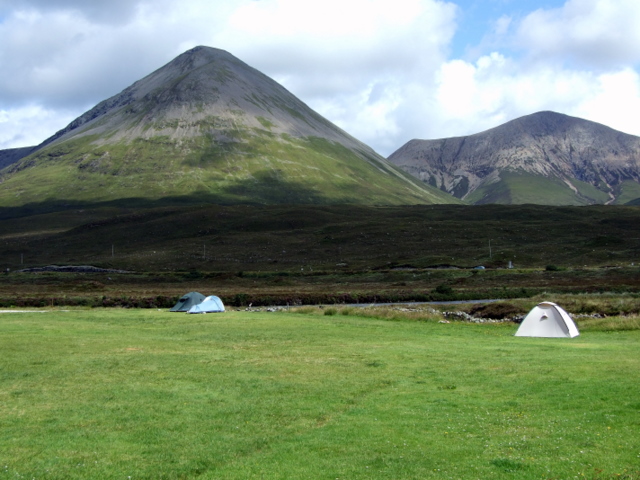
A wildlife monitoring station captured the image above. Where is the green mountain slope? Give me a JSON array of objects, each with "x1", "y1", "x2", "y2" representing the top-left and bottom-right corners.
[
  {"x1": 465, "y1": 171, "x2": 612, "y2": 205},
  {"x1": 0, "y1": 46, "x2": 456, "y2": 208}
]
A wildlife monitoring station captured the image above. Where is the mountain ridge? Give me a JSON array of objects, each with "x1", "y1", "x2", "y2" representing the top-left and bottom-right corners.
[{"x1": 387, "y1": 111, "x2": 640, "y2": 205}]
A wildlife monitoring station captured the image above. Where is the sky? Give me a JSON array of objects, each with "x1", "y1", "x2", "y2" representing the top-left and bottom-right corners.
[{"x1": 1, "y1": 0, "x2": 640, "y2": 157}]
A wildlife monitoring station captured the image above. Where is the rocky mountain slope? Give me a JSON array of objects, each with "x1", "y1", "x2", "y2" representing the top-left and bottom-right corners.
[
  {"x1": 0, "y1": 46, "x2": 454, "y2": 208},
  {"x1": 388, "y1": 111, "x2": 640, "y2": 205}
]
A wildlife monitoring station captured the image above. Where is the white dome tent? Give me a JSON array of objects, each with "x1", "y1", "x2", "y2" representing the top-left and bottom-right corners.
[
  {"x1": 515, "y1": 302, "x2": 579, "y2": 338},
  {"x1": 187, "y1": 295, "x2": 225, "y2": 314}
]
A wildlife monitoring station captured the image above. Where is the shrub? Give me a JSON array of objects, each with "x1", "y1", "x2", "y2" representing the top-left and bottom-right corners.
[
  {"x1": 434, "y1": 284, "x2": 453, "y2": 295},
  {"x1": 470, "y1": 302, "x2": 525, "y2": 320}
]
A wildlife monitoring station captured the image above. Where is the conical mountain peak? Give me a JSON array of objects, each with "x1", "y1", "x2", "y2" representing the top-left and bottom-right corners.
[{"x1": 0, "y1": 46, "x2": 455, "y2": 207}]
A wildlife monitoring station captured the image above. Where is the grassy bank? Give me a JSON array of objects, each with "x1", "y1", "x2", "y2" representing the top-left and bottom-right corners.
[
  {"x1": 1, "y1": 309, "x2": 638, "y2": 479},
  {"x1": 0, "y1": 266, "x2": 638, "y2": 310}
]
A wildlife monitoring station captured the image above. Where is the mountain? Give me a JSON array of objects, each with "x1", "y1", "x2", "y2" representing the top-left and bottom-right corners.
[
  {"x1": 0, "y1": 146, "x2": 37, "y2": 170},
  {"x1": 0, "y1": 46, "x2": 455, "y2": 208},
  {"x1": 387, "y1": 111, "x2": 640, "y2": 205}
]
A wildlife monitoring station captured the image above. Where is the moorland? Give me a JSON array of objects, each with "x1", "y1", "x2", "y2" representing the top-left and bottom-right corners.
[{"x1": 0, "y1": 202, "x2": 638, "y2": 311}]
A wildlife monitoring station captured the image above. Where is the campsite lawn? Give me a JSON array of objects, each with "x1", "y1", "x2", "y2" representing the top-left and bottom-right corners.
[{"x1": 1, "y1": 309, "x2": 639, "y2": 479}]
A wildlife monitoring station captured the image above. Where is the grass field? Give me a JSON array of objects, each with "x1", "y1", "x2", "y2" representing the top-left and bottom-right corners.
[{"x1": 1, "y1": 309, "x2": 638, "y2": 479}]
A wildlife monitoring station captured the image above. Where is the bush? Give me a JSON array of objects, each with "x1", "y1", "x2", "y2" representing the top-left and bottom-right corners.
[
  {"x1": 469, "y1": 302, "x2": 525, "y2": 320},
  {"x1": 434, "y1": 284, "x2": 453, "y2": 295}
]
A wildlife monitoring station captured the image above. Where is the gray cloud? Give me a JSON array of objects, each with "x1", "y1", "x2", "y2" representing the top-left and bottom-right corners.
[
  {"x1": 2, "y1": 0, "x2": 150, "y2": 23},
  {"x1": 0, "y1": 7, "x2": 190, "y2": 109}
]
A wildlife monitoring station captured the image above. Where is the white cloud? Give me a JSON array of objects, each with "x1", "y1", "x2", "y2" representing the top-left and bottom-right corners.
[
  {"x1": 223, "y1": 0, "x2": 456, "y2": 94},
  {"x1": 574, "y1": 69, "x2": 640, "y2": 135},
  {"x1": 516, "y1": 0, "x2": 640, "y2": 68},
  {"x1": 425, "y1": 53, "x2": 640, "y2": 141},
  {"x1": 0, "y1": 104, "x2": 76, "y2": 149},
  {"x1": 493, "y1": 15, "x2": 512, "y2": 37}
]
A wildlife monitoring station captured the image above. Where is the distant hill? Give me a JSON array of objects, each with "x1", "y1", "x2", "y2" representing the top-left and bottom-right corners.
[
  {"x1": 0, "y1": 146, "x2": 37, "y2": 170},
  {"x1": 388, "y1": 111, "x2": 640, "y2": 205},
  {"x1": 0, "y1": 46, "x2": 455, "y2": 209}
]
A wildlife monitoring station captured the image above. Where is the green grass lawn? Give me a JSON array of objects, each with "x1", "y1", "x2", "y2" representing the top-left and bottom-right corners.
[{"x1": 1, "y1": 309, "x2": 638, "y2": 479}]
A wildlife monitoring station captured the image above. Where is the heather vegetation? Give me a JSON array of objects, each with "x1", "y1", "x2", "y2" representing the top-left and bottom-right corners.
[
  {"x1": 1, "y1": 204, "x2": 638, "y2": 271},
  {"x1": 0, "y1": 203, "x2": 638, "y2": 313}
]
